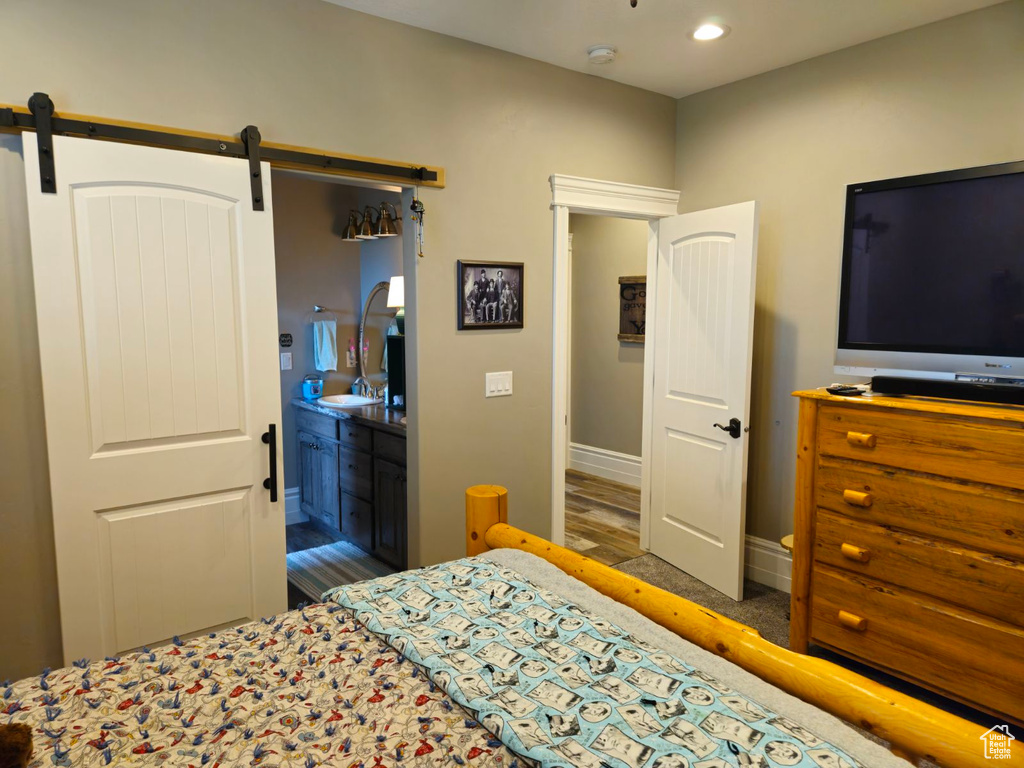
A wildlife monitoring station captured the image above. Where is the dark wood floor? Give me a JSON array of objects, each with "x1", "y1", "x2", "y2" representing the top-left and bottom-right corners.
[
  {"x1": 285, "y1": 520, "x2": 342, "y2": 553},
  {"x1": 564, "y1": 469, "x2": 643, "y2": 566}
]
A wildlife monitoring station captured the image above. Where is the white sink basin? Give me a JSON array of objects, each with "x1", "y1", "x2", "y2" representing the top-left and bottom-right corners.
[{"x1": 317, "y1": 394, "x2": 382, "y2": 408}]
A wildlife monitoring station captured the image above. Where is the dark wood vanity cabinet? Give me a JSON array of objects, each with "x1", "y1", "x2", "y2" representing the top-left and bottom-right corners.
[
  {"x1": 341, "y1": 493, "x2": 374, "y2": 552},
  {"x1": 373, "y1": 459, "x2": 407, "y2": 568},
  {"x1": 297, "y1": 430, "x2": 339, "y2": 530},
  {"x1": 295, "y1": 404, "x2": 407, "y2": 569}
]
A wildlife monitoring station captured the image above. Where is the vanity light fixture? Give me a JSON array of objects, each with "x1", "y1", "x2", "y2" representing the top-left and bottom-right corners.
[
  {"x1": 356, "y1": 205, "x2": 379, "y2": 240},
  {"x1": 692, "y1": 23, "x2": 728, "y2": 41},
  {"x1": 374, "y1": 202, "x2": 401, "y2": 238},
  {"x1": 387, "y1": 275, "x2": 406, "y2": 334},
  {"x1": 342, "y1": 211, "x2": 361, "y2": 242}
]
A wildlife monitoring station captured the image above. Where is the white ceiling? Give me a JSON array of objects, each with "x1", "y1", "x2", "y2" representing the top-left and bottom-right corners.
[{"x1": 325, "y1": 0, "x2": 1003, "y2": 98}]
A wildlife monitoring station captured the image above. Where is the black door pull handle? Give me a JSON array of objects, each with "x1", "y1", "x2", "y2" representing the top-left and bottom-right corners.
[
  {"x1": 713, "y1": 418, "x2": 742, "y2": 439},
  {"x1": 262, "y1": 424, "x2": 278, "y2": 502}
]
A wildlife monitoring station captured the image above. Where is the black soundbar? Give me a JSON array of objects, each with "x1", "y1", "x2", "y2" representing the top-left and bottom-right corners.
[{"x1": 871, "y1": 376, "x2": 1024, "y2": 406}]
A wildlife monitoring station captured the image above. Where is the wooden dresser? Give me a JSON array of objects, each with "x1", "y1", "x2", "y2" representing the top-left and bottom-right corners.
[{"x1": 790, "y1": 390, "x2": 1024, "y2": 725}]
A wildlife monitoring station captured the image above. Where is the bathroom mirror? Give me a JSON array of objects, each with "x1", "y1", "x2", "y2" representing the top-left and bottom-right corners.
[{"x1": 358, "y1": 281, "x2": 394, "y2": 387}]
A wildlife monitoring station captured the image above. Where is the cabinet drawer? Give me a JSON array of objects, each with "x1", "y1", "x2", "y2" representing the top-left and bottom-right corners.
[
  {"x1": 296, "y1": 408, "x2": 338, "y2": 442},
  {"x1": 339, "y1": 446, "x2": 373, "y2": 500},
  {"x1": 811, "y1": 564, "x2": 1024, "y2": 721},
  {"x1": 374, "y1": 431, "x2": 406, "y2": 463},
  {"x1": 817, "y1": 404, "x2": 1024, "y2": 490},
  {"x1": 341, "y1": 493, "x2": 373, "y2": 552},
  {"x1": 816, "y1": 461, "x2": 1024, "y2": 559},
  {"x1": 338, "y1": 421, "x2": 372, "y2": 452},
  {"x1": 814, "y1": 509, "x2": 1024, "y2": 625}
]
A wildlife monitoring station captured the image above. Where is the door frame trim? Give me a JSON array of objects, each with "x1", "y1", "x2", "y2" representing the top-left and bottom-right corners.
[{"x1": 549, "y1": 175, "x2": 680, "y2": 547}]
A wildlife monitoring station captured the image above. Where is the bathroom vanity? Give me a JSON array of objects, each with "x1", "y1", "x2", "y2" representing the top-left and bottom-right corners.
[{"x1": 293, "y1": 399, "x2": 407, "y2": 569}]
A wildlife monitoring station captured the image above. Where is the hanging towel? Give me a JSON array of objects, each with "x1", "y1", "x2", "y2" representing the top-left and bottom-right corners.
[{"x1": 313, "y1": 319, "x2": 338, "y2": 371}]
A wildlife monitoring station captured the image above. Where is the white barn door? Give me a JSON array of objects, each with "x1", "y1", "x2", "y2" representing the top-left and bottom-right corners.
[
  {"x1": 647, "y1": 202, "x2": 759, "y2": 600},
  {"x1": 24, "y1": 135, "x2": 285, "y2": 662}
]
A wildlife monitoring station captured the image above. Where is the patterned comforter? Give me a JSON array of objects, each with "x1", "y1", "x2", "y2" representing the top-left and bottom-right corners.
[
  {"x1": 331, "y1": 558, "x2": 865, "y2": 768},
  {"x1": 4, "y1": 555, "x2": 874, "y2": 768},
  {"x1": 3, "y1": 602, "x2": 514, "y2": 767}
]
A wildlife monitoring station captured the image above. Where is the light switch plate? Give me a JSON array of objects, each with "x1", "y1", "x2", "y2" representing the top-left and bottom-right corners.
[
  {"x1": 485, "y1": 371, "x2": 513, "y2": 398},
  {"x1": 280, "y1": 352, "x2": 292, "y2": 371}
]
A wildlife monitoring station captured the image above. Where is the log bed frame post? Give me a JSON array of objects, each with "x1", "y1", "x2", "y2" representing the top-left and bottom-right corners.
[
  {"x1": 465, "y1": 485, "x2": 1019, "y2": 768},
  {"x1": 465, "y1": 484, "x2": 507, "y2": 556}
]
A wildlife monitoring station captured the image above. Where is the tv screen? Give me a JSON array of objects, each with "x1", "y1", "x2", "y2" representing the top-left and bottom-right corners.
[{"x1": 839, "y1": 163, "x2": 1024, "y2": 359}]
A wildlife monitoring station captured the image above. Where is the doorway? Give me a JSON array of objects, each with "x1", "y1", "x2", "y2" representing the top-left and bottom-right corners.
[
  {"x1": 549, "y1": 175, "x2": 680, "y2": 555},
  {"x1": 21, "y1": 124, "x2": 430, "y2": 663},
  {"x1": 271, "y1": 170, "x2": 414, "y2": 608},
  {"x1": 550, "y1": 176, "x2": 760, "y2": 601},
  {"x1": 563, "y1": 213, "x2": 649, "y2": 566}
]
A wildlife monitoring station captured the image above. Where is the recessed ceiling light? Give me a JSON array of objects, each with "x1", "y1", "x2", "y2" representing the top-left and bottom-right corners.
[
  {"x1": 587, "y1": 45, "x2": 617, "y2": 64},
  {"x1": 692, "y1": 23, "x2": 729, "y2": 41}
]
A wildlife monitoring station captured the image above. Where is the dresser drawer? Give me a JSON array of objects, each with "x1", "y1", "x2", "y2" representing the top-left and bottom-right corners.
[
  {"x1": 816, "y1": 461, "x2": 1024, "y2": 559},
  {"x1": 374, "y1": 430, "x2": 406, "y2": 463},
  {"x1": 296, "y1": 408, "x2": 338, "y2": 442},
  {"x1": 811, "y1": 565, "x2": 1024, "y2": 720},
  {"x1": 814, "y1": 509, "x2": 1024, "y2": 625},
  {"x1": 817, "y1": 404, "x2": 1024, "y2": 490},
  {"x1": 338, "y1": 445, "x2": 373, "y2": 500},
  {"x1": 338, "y1": 421, "x2": 373, "y2": 452}
]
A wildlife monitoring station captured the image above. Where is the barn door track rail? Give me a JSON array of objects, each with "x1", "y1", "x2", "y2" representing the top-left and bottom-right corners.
[{"x1": 1, "y1": 93, "x2": 444, "y2": 210}]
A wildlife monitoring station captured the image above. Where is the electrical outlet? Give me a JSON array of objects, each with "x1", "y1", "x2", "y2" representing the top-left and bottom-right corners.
[
  {"x1": 280, "y1": 352, "x2": 292, "y2": 371},
  {"x1": 346, "y1": 349, "x2": 357, "y2": 368},
  {"x1": 485, "y1": 371, "x2": 513, "y2": 398}
]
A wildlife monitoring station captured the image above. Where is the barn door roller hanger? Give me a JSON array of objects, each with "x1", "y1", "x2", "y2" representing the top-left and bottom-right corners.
[{"x1": 4, "y1": 92, "x2": 440, "y2": 211}]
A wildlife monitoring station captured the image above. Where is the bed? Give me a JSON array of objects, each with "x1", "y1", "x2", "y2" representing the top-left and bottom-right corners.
[{"x1": 3, "y1": 486, "x2": 1011, "y2": 768}]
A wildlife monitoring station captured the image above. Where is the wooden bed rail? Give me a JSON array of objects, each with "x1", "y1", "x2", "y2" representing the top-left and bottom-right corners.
[{"x1": 465, "y1": 485, "x2": 1018, "y2": 768}]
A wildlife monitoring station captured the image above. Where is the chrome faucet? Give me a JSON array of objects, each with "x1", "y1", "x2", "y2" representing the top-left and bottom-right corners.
[{"x1": 352, "y1": 376, "x2": 372, "y2": 398}]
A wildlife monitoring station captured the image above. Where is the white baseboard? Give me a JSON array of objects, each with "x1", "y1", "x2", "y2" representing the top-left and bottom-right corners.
[
  {"x1": 744, "y1": 535, "x2": 792, "y2": 593},
  {"x1": 284, "y1": 487, "x2": 308, "y2": 526},
  {"x1": 569, "y1": 443, "x2": 642, "y2": 488}
]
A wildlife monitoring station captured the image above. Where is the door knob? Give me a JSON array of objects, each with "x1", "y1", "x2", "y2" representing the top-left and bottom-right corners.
[{"x1": 713, "y1": 418, "x2": 742, "y2": 439}]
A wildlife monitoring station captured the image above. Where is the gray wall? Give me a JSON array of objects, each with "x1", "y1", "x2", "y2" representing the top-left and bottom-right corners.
[
  {"x1": 569, "y1": 215, "x2": 648, "y2": 457},
  {"x1": 0, "y1": 0, "x2": 675, "y2": 677},
  {"x1": 357, "y1": 189, "x2": 404, "y2": 385},
  {"x1": 0, "y1": 134, "x2": 64, "y2": 680},
  {"x1": 674, "y1": 0, "x2": 1024, "y2": 543},
  {"x1": 273, "y1": 172, "x2": 362, "y2": 489},
  {"x1": 358, "y1": 189, "x2": 404, "y2": 305}
]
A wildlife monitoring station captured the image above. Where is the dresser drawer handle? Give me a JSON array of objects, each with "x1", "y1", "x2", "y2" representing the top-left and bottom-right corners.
[
  {"x1": 841, "y1": 542, "x2": 871, "y2": 562},
  {"x1": 842, "y1": 489, "x2": 873, "y2": 508},
  {"x1": 846, "y1": 431, "x2": 876, "y2": 448},
  {"x1": 838, "y1": 610, "x2": 868, "y2": 632}
]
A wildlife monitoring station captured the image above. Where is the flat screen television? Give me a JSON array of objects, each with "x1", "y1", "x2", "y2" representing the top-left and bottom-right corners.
[{"x1": 835, "y1": 159, "x2": 1024, "y2": 381}]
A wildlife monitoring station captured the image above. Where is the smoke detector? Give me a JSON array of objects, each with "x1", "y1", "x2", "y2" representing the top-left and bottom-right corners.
[{"x1": 587, "y1": 45, "x2": 617, "y2": 65}]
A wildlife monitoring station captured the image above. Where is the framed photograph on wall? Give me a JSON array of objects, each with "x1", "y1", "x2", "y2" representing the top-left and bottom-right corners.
[
  {"x1": 457, "y1": 260, "x2": 524, "y2": 330},
  {"x1": 618, "y1": 275, "x2": 646, "y2": 343}
]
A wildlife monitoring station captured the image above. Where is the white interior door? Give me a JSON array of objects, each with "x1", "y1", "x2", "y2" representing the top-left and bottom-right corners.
[
  {"x1": 646, "y1": 201, "x2": 759, "y2": 601},
  {"x1": 24, "y1": 135, "x2": 286, "y2": 662}
]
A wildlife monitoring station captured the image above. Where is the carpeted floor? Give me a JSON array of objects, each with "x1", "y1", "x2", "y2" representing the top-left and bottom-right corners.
[
  {"x1": 287, "y1": 540, "x2": 395, "y2": 602},
  {"x1": 614, "y1": 553, "x2": 791, "y2": 646}
]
